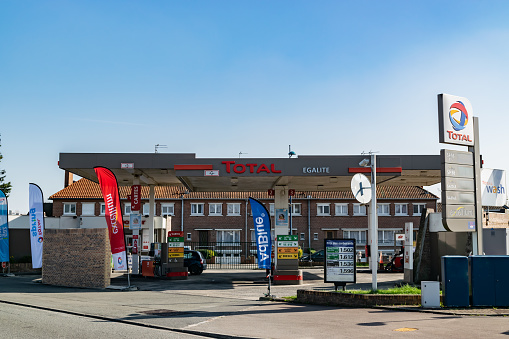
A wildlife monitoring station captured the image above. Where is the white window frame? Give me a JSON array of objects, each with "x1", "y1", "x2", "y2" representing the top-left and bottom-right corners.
[
  {"x1": 335, "y1": 203, "x2": 348, "y2": 216},
  {"x1": 227, "y1": 203, "x2": 241, "y2": 216},
  {"x1": 300, "y1": 232, "x2": 305, "y2": 240},
  {"x1": 216, "y1": 229, "x2": 241, "y2": 244},
  {"x1": 81, "y1": 202, "x2": 95, "y2": 216},
  {"x1": 395, "y1": 203, "x2": 408, "y2": 216},
  {"x1": 63, "y1": 202, "x2": 76, "y2": 216},
  {"x1": 378, "y1": 229, "x2": 400, "y2": 245},
  {"x1": 209, "y1": 203, "x2": 223, "y2": 216},
  {"x1": 353, "y1": 204, "x2": 366, "y2": 216},
  {"x1": 343, "y1": 229, "x2": 367, "y2": 245},
  {"x1": 377, "y1": 204, "x2": 390, "y2": 216},
  {"x1": 191, "y1": 203, "x2": 205, "y2": 216},
  {"x1": 161, "y1": 203, "x2": 175, "y2": 216},
  {"x1": 124, "y1": 203, "x2": 131, "y2": 215},
  {"x1": 313, "y1": 233, "x2": 319, "y2": 241},
  {"x1": 187, "y1": 233, "x2": 192, "y2": 240},
  {"x1": 142, "y1": 204, "x2": 152, "y2": 216},
  {"x1": 291, "y1": 203, "x2": 302, "y2": 216},
  {"x1": 413, "y1": 203, "x2": 427, "y2": 216},
  {"x1": 100, "y1": 203, "x2": 106, "y2": 215},
  {"x1": 317, "y1": 203, "x2": 330, "y2": 216}
]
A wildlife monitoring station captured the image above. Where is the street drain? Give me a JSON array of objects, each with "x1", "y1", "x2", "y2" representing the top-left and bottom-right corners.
[
  {"x1": 393, "y1": 328, "x2": 418, "y2": 332},
  {"x1": 139, "y1": 309, "x2": 192, "y2": 317}
]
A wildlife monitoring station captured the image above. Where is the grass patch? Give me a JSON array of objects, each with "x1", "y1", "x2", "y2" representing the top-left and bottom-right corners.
[
  {"x1": 342, "y1": 284, "x2": 422, "y2": 295},
  {"x1": 282, "y1": 296, "x2": 297, "y2": 302}
]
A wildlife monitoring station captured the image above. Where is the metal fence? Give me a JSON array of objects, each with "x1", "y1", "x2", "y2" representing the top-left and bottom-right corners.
[{"x1": 184, "y1": 242, "x2": 260, "y2": 270}]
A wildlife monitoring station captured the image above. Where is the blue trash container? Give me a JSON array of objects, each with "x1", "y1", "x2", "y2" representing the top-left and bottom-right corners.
[
  {"x1": 470, "y1": 255, "x2": 509, "y2": 307},
  {"x1": 441, "y1": 255, "x2": 469, "y2": 307}
]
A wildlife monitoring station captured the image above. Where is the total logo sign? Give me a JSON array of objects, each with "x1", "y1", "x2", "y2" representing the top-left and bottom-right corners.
[{"x1": 439, "y1": 93, "x2": 474, "y2": 146}]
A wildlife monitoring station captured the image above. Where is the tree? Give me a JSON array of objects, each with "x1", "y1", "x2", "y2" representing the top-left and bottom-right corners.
[{"x1": 0, "y1": 134, "x2": 12, "y2": 197}]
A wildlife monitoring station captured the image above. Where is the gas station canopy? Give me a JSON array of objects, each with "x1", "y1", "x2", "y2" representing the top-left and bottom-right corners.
[{"x1": 58, "y1": 153, "x2": 442, "y2": 192}]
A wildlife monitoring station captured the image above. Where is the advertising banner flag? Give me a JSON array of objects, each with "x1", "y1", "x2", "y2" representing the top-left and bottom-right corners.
[
  {"x1": 29, "y1": 184, "x2": 44, "y2": 268},
  {"x1": 0, "y1": 190, "x2": 9, "y2": 262},
  {"x1": 481, "y1": 168, "x2": 506, "y2": 207},
  {"x1": 249, "y1": 197, "x2": 272, "y2": 269},
  {"x1": 94, "y1": 167, "x2": 127, "y2": 270}
]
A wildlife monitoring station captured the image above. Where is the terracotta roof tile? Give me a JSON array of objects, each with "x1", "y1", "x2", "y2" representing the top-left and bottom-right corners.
[{"x1": 50, "y1": 178, "x2": 438, "y2": 201}]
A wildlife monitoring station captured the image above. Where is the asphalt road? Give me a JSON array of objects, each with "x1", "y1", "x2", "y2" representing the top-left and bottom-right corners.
[
  {"x1": 0, "y1": 302, "x2": 202, "y2": 339},
  {"x1": 1, "y1": 269, "x2": 508, "y2": 338}
]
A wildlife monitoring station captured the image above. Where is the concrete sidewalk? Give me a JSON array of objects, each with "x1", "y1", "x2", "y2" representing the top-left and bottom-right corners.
[{"x1": 1, "y1": 269, "x2": 508, "y2": 338}]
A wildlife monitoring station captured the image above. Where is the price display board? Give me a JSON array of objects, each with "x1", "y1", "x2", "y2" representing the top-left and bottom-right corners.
[
  {"x1": 277, "y1": 235, "x2": 298, "y2": 259},
  {"x1": 324, "y1": 239, "x2": 356, "y2": 284},
  {"x1": 168, "y1": 231, "x2": 184, "y2": 258}
]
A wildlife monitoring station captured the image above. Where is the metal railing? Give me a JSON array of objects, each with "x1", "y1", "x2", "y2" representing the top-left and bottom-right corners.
[{"x1": 184, "y1": 241, "x2": 260, "y2": 270}]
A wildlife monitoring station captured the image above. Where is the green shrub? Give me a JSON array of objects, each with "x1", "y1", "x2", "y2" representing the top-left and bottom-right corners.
[
  {"x1": 9, "y1": 255, "x2": 32, "y2": 264},
  {"x1": 197, "y1": 249, "x2": 216, "y2": 259}
]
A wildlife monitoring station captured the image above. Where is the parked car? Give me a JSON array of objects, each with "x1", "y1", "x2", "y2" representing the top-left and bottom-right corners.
[
  {"x1": 184, "y1": 250, "x2": 207, "y2": 275},
  {"x1": 299, "y1": 249, "x2": 325, "y2": 262}
]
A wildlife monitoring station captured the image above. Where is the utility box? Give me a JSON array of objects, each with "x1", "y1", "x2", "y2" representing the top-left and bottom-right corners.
[
  {"x1": 470, "y1": 255, "x2": 509, "y2": 307},
  {"x1": 421, "y1": 281, "x2": 440, "y2": 308},
  {"x1": 441, "y1": 256, "x2": 469, "y2": 307},
  {"x1": 483, "y1": 229, "x2": 509, "y2": 255},
  {"x1": 142, "y1": 260, "x2": 154, "y2": 277}
]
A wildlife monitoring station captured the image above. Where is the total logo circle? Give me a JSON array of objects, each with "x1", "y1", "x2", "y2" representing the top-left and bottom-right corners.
[
  {"x1": 449, "y1": 101, "x2": 469, "y2": 131},
  {"x1": 118, "y1": 257, "x2": 123, "y2": 265},
  {"x1": 38, "y1": 237, "x2": 43, "y2": 243}
]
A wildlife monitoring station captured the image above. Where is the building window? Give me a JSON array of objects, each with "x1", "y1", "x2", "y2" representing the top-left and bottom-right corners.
[
  {"x1": 291, "y1": 203, "x2": 302, "y2": 216},
  {"x1": 343, "y1": 230, "x2": 367, "y2": 245},
  {"x1": 124, "y1": 203, "x2": 131, "y2": 215},
  {"x1": 187, "y1": 233, "x2": 192, "y2": 240},
  {"x1": 81, "y1": 203, "x2": 95, "y2": 216},
  {"x1": 395, "y1": 204, "x2": 408, "y2": 216},
  {"x1": 317, "y1": 203, "x2": 330, "y2": 216},
  {"x1": 191, "y1": 203, "x2": 205, "y2": 216},
  {"x1": 335, "y1": 204, "x2": 348, "y2": 216},
  {"x1": 142, "y1": 204, "x2": 152, "y2": 215},
  {"x1": 227, "y1": 203, "x2": 241, "y2": 216},
  {"x1": 216, "y1": 230, "x2": 240, "y2": 243},
  {"x1": 378, "y1": 230, "x2": 397, "y2": 245},
  {"x1": 269, "y1": 203, "x2": 274, "y2": 216},
  {"x1": 377, "y1": 204, "x2": 390, "y2": 216},
  {"x1": 100, "y1": 203, "x2": 106, "y2": 215},
  {"x1": 161, "y1": 203, "x2": 175, "y2": 216},
  {"x1": 209, "y1": 203, "x2": 222, "y2": 216},
  {"x1": 313, "y1": 233, "x2": 319, "y2": 241},
  {"x1": 353, "y1": 204, "x2": 366, "y2": 216},
  {"x1": 413, "y1": 203, "x2": 427, "y2": 216},
  {"x1": 300, "y1": 233, "x2": 305, "y2": 240},
  {"x1": 63, "y1": 203, "x2": 76, "y2": 215}
]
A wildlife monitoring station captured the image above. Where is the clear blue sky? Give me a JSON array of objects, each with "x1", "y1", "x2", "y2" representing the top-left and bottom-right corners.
[{"x1": 1, "y1": 1, "x2": 509, "y2": 212}]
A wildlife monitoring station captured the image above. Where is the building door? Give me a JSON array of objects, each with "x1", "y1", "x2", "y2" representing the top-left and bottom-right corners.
[{"x1": 199, "y1": 231, "x2": 209, "y2": 246}]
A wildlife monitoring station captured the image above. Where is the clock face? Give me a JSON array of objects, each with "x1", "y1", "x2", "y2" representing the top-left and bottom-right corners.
[{"x1": 351, "y1": 173, "x2": 372, "y2": 204}]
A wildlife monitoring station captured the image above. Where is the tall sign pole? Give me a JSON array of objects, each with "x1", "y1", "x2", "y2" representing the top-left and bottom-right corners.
[
  {"x1": 438, "y1": 93, "x2": 483, "y2": 255},
  {"x1": 470, "y1": 117, "x2": 483, "y2": 254},
  {"x1": 370, "y1": 153, "x2": 378, "y2": 290}
]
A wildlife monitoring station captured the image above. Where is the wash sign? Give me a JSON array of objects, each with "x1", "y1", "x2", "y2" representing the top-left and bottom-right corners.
[{"x1": 481, "y1": 169, "x2": 506, "y2": 207}]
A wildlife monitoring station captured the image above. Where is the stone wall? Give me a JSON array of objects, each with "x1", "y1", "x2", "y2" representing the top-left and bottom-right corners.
[
  {"x1": 297, "y1": 290, "x2": 424, "y2": 307},
  {"x1": 42, "y1": 228, "x2": 111, "y2": 288}
]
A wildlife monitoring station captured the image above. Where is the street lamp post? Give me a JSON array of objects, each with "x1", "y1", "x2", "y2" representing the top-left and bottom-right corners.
[{"x1": 370, "y1": 153, "x2": 378, "y2": 290}]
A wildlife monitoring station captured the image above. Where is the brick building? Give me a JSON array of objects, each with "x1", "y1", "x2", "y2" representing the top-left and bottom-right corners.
[{"x1": 50, "y1": 178, "x2": 438, "y2": 259}]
